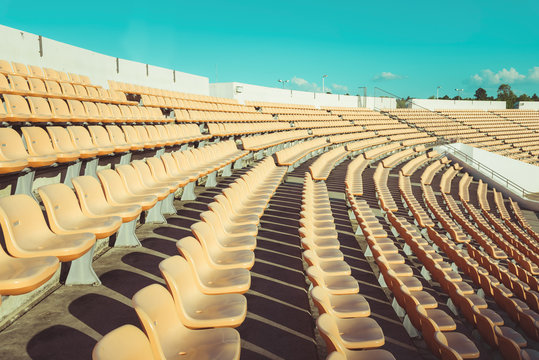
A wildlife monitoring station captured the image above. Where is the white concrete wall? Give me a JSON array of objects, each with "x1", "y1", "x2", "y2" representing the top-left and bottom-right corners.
[
  {"x1": 209, "y1": 82, "x2": 396, "y2": 109},
  {"x1": 0, "y1": 25, "x2": 209, "y2": 94},
  {"x1": 515, "y1": 101, "x2": 539, "y2": 110},
  {"x1": 437, "y1": 143, "x2": 539, "y2": 194},
  {"x1": 408, "y1": 98, "x2": 506, "y2": 110}
]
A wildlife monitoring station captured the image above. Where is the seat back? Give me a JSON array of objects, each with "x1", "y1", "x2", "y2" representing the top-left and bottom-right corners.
[
  {"x1": 92, "y1": 325, "x2": 155, "y2": 360},
  {"x1": 132, "y1": 284, "x2": 186, "y2": 360},
  {"x1": 88, "y1": 126, "x2": 113, "y2": 147},
  {"x1": 72, "y1": 176, "x2": 112, "y2": 216},
  {"x1": 27, "y1": 96, "x2": 53, "y2": 117},
  {"x1": 46, "y1": 126, "x2": 78, "y2": 153},
  {"x1": 21, "y1": 127, "x2": 57, "y2": 158},
  {"x1": 0, "y1": 194, "x2": 54, "y2": 254},
  {"x1": 38, "y1": 183, "x2": 86, "y2": 233},
  {"x1": 68, "y1": 126, "x2": 94, "y2": 149},
  {"x1": 0, "y1": 128, "x2": 30, "y2": 161},
  {"x1": 158, "y1": 256, "x2": 199, "y2": 316},
  {"x1": 316, "y1": 313, "x2": 344, "y2": 354}
]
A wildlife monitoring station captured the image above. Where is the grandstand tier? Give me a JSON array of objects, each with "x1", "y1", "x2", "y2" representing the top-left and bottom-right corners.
[{"x1": 0, "y1": 56, "x2": 538, "y2": 360}]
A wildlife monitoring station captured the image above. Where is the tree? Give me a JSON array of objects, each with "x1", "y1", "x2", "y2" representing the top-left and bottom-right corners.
[
  {"x1": 531, "y1": 93, "x2": 539, "y2": 101},
  {"x1": 497, "y1": 84, "x2": 517, "y2": 108},
  {"x1": 474, "y1": 88, "x2": 488, "y2": 100},
  {"x1": 396, "y1": 97, "x2": 408, "y2": 108},
  {"x1": 517, "y1": 94, "x2": 531, "y2": 102},
  {"x1": 441, "y1": 95, "x2": 450, "y2": 100},
  {"x1": 428, "y1": 95, "x2": 435, "y2": 99},
  {"x1": 453, "y1": 96, "x2": 462, "y2": 100}
]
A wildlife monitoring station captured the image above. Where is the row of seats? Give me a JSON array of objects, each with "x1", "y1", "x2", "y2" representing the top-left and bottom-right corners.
[
  {"x1": 0, "y1": 124, "x2": 208, "y2": 174},
  {"x1": 93, "y1": 156, "x2": 286, "y2": 359},
  {"x1": 0, "y1": 94, "x2": 166, "y2": 124},
  {"x1": 0, "y1": 75, "x2": 135, "y2": 105},
  {"x1": 301, "y1": 173, "x2": 395, "y2": 360},
  {"x1": 0, "y1": 60, "x2": 93, "y2": 86},
  {"x1": 309, "y1": 146, "x2": 349, "y2": 181},
  {"x1": 274, "y1": 137, "x2": 329, "y2": 168},
  {"x1": 420, "y1": 164, "x2": 539, "y2": 350}
]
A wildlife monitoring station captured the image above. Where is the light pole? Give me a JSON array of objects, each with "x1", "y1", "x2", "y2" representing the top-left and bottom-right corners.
[
  {"x1": 455, "y1": 88, "x2": 463, "y2": 99},
  {"x1": 278, "y1": 79, "x2": 289, "y2": 88},
  {"x1": 436, "y1": 86, "x2": 441, "y2": 99},
  {"x1": 322, "y1": 75, "x2": 328, "y2": 93}
]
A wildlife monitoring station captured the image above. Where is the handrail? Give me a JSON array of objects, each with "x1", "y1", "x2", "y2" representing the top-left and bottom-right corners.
[{"x1": 439, "y1": 144, "x2": 531, "y2": 197}]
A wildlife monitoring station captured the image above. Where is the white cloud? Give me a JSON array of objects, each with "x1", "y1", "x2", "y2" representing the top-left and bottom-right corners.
[
  {"x1": 528, "y1": 67, "x2": 539, "y2": 82},
  {"x1": 332, "y1": 83, "x2": 349, "y2": 92},
  {"x1": 373, "y1": 72, "x2": 404, "y2": 81},
  {"x1": 471, "y1": 67, "x2": 525, "y2": 84},
  {"x1": 290, "y1": 76, "x2": 321, "y2": 92}
]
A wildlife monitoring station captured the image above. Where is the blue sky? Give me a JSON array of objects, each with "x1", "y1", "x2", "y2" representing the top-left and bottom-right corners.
[{"x1": 2, "y1": 0, "x2": 539, "y2": 99}]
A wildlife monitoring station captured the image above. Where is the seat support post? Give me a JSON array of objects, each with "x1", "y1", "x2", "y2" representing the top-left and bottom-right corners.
[
  {"x1": 145, "y1": 201, "x2": 166, "y2": 223},
  {"x1": 222, "y1": 163, "x2": 232, "y2": 177},
  {"x1": 161, "y1": 193, "x2": 176, "y2": 215},
  {"x1": 205, "y1": 171, "x2": 217, "y2": 187},
  {"x1": 155, "y1": 148, "x2": 165, "y2": 157},
  {"x1": 15, "y1": 171, "x2": 36, "y2": 201},
  {"x1": 65, "y1": 244, "x2": 101, "y2": 285},
  {"x1": 181, "y1": 181, "x2": 196, "y2": 201},
  {"x1": 64, "y1": 162, "x2": 82, "y2": 188},
  {"x1": 84, "y1": 158, "x2": 99, "y2": 177},
  {"x1": 115, "y1": 220, "x2": 140, "y2": 247},
  {"x1": 119, "y1": 153, "x2": 132, "y2": 165}
]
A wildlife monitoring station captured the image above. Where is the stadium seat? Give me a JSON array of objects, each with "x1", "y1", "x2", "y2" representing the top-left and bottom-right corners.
[
  {"x1": 176, "y1": 237, "x2": 251, "y2": 294},
  {"x1": 0, "y1": 194, "x2": 97, "y2": 284},
  {"x1": 132, "y1": 284, "x2": 241, "y2": 360},
  {"x1": 158, "y1": 256, "x2": 247, "y2": 328},
  {"x1": 92, "y1": 325, "x2": 155, "y2": 360},
  {"x1": 317, "y1": 313, "x2": 385, "y2": 349},
  {"x1": 72, "y1": 176, "x2": 142, "y2": 247}
]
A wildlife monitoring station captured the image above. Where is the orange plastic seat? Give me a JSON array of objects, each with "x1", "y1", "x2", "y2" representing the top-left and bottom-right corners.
[
  {"x1": 3, "y1": 94, "x2": 34, "y2": 122},
  {"x1": 303, "y1": 250, "x2": 351, "y2": 276},
  {"x1": 0, "y1": 194, "x2": 95, "y2": 262},
  {"x1": 0, "y1": 251, "x2": 59, "y2": 305},
  {"x1": 116, "y1": 164, "x2": 170, "y2": 200},
  {"x1": 45, "y1": 126, "x2": 82, "y2": 160},
  {"x1": 317, "y1": 313, "x2": 385, "y2": 349},
  {"x1": 38, "y1": 183, "x2": 122, "y2": 239},
  {"x1": 0, "y1": 128, "x2": 29, "y2": 173},
  {"x1": 194, "y1": 215, "x2": 256, "y2": 252},
  {"x1": 105, "y1": 125, "x2": 140, "y2": 151},
  {"x1": 68, "y1": 126, "x2": 112, "y2": 156},
  {"x1": 88, "y1": 126, "x2": 122, "y2": 153},
  {"x1": 176, "y1": 237, "x2": 251, "y2": 294},
  {"x1": 26, "y1": 96, "x2": 54, "y2": 122},
  {"x1": 48, "y1": 98, "x2": 74, "y2": 122},
  {"x1": 159, "y1": 256, "x2": 247, "y2": 328},
  {"x1": 22, "y1": 126, "x2": 76, "y2": 163},
  {"x1": 190, "y1": 222, "x2": 255, "y2": 270},
  {"x1": 311, "y1": 286, "x2": 371, "y2": 318},
  {"x1": 307, "y1": 266, "x2": 359, "y2": 295},
  {"x1": 97, "y1": 169, "x2": 158, "y2": 211},
  {"x1": 72, "y1": 176, "x2": 141, "y2": 222},
  {"x1": 92, "y1": 325, "x2": 155, "y2": 360},
  {"x1": 132, "y1": 284, "x2": 241, "y2": 360},
  {"x1": 326, "y1": 349, "x2": 396, "y2": 360}
]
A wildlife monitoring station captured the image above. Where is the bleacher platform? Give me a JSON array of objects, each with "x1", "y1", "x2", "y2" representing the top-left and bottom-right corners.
[{"x1": 0, "y1": 57, "x2": 538, "y2": 360}]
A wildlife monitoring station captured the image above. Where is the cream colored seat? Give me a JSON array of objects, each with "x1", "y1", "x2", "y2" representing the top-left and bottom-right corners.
[
  {"x1": 307, "y1": 266, "x2": 359, "y2": 295},
  {"x1": 38, "y1": 183, "x2": 122, "y2": 239},
  {"x1": 72, "y1": 176, "x2": 142, "y2": 247},
  {"x1": 326, "y1": 349, "x2": 396, "y2": 360},
  {"x1": 317, "y1": 313, "x2": 385, "y2": 349},
  {"x1": 190, "y1": 222, "x2": 255, "y2": 270},
  {"x1": 115, "y1": 164, "x2": 170, "y2": 200},
  {"x1": 176, "y1": 237, "x2": 251, "y2": 294},
  {"x1": 0, "y1": 244, "x2": 59, "y2": 305},
  {"x1": 97, "y1": 169, "x2": 157, "y2": 210},
  {"x1": 159, "y1": 256, "x2": 247, "y2": 328},
  {"x1": 92, "y1": 325, "x2": 156, "y2": 360},
  {"x1": 132, "y1": 284, "x2": 241, "y2": 360},
  {"x1": 0, "y1": 128, "x2": 29, "y2": 173},
  {"x1": 22, "y1": 126, "x2": 76, "y2": 163},
  {"x1": 0, "y1": 194, "x2": 97, "y2": 285},
  {"x1": 303, "y1": 250, "x2": 351, "y2": 276},
  {"x1": 311, "y1": 286, "x2": 370, "y2": 318},
  {"x1": 194, "y1": 215, "x2": 256, "y2": 251}
]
